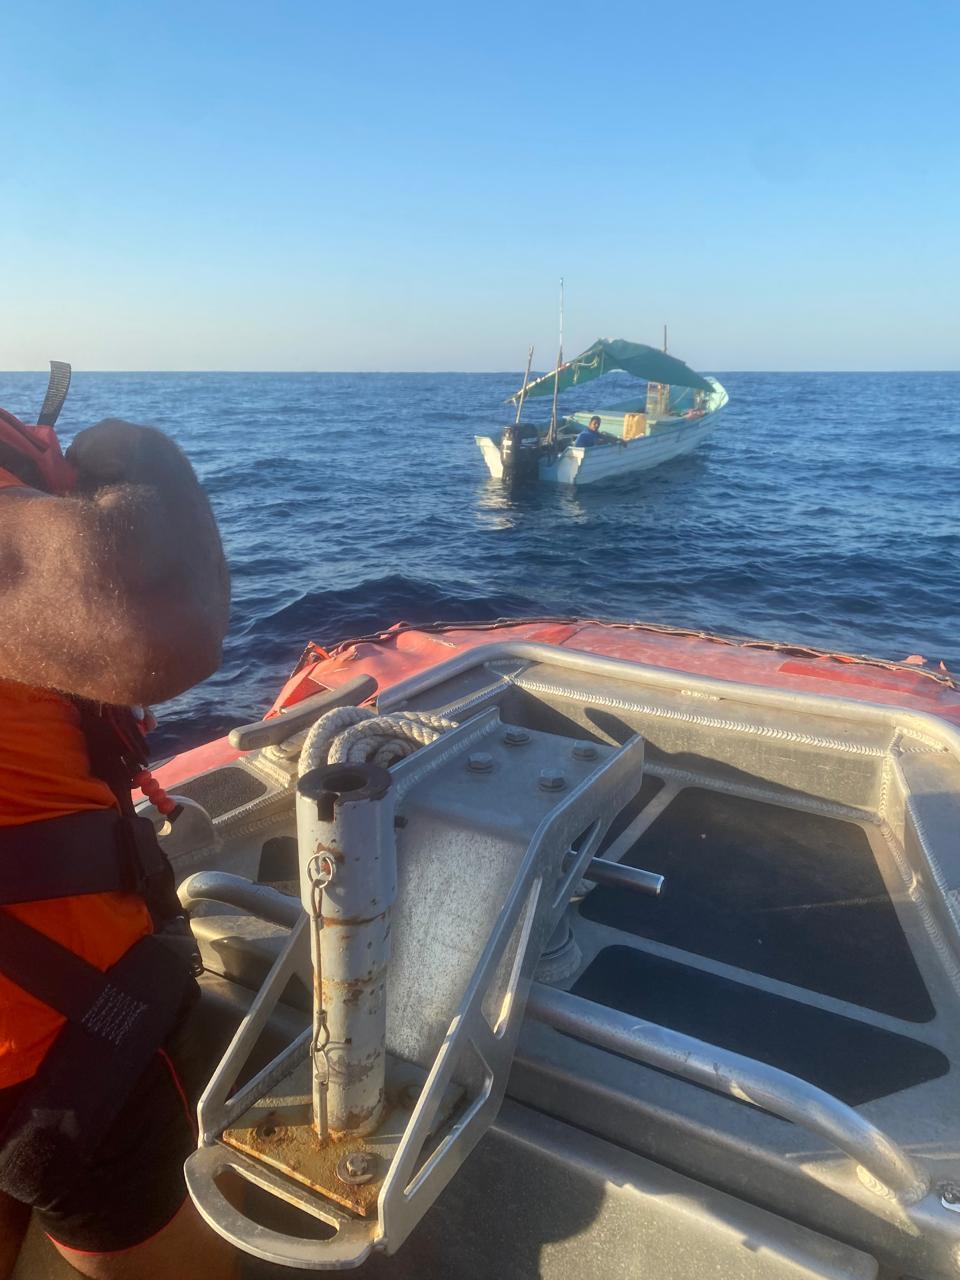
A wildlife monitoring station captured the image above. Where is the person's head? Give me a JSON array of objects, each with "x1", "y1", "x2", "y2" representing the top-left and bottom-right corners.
[{"x1": 588, "y1": 416, "x2": 601, "y2": 432}]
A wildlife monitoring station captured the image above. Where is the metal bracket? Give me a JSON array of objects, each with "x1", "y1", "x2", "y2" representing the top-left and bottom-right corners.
[{"x1": 186, "y1": 710, "x2": 643, "y2": 1269}]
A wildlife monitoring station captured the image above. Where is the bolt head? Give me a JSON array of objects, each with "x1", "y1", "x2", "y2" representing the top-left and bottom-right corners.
[
  {"x1": 467, "y1": 752, "x2": 494, "y2": 773},
  {"x1": 336, "y1": 1150, "x2": 376, "y2": 1185},
  {"x1": 572, "y1": 743, "x2": 598, "y2": 761},
  {"x1": 503, "y1": 728, "x2": 531, "y2": 746},
  {"x1": 539, "y1": 768, "x2": 566, "y2": 791}
]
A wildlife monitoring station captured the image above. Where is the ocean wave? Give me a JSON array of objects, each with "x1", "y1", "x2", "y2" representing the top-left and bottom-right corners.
[{"x1": 1, "y1": 369, "x2": 951, "y2": 753}]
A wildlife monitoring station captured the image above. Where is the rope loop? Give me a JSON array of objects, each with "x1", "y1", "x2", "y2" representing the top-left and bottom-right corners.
[{"x1": 299, "y1": 706, "x2": 455, "y2": 777}]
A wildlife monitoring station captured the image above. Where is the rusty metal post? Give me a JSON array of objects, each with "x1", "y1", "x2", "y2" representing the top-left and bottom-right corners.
[{"x1": 296, "y1": 763, "x2": 396, "y2": 1138}]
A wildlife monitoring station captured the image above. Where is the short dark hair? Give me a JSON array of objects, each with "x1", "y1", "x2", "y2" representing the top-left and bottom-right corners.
[{"x1": 589, "y1": 415, "x2": 601, "y2": 427}]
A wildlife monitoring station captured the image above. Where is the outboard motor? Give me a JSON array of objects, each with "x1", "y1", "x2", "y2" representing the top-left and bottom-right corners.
[{"x1": 499, "y1": 423, "x2": 542, "y2": 485}]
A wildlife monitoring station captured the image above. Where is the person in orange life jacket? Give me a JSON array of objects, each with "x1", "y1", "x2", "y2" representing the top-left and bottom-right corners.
[{"x1": 0, "y1": 417, "x2": 234, "y2": 1280}]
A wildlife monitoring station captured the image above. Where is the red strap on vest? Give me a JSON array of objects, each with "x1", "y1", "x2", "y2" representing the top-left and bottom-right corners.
[{"x1": 0, "y1": 408, "x2": 77, "y2": 495}]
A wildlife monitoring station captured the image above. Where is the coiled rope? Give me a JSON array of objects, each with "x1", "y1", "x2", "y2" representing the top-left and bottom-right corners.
[{"x1": 299, "y1": 705, "x2": 456, "y2": 775}]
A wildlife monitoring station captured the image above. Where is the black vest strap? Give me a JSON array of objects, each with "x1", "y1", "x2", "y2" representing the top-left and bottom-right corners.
[
  {"x1": 0, "y1": 930, "x2": 196, "y2": 1205},
  {"x1": 0, "y1": 908, "x2": 149, "y2": 1034},
  {"x1": 0, "y1": 809, "x2": 177, "y2": 920},
  {"x1": 73, "y1": 701, "x2": 147, "y2": 817},
  {"x1": 0, "y1": 810, "x2": 136, "y2": 904}
]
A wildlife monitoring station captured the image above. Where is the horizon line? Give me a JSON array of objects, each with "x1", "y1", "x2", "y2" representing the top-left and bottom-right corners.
[{"x1": 2, "y1": 368, "x2": 959, "y2": 376}]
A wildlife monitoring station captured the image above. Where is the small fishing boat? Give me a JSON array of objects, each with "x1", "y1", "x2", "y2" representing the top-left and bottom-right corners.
[
  {"x1": 18, "y1": 617, "x2": 960, "y2": 1280},
  {"x1": 475, "y1": 337, "x2": 729, "y2": 487}
]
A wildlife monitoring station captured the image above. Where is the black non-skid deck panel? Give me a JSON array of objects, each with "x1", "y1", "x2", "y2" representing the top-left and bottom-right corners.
[
  {"x1": 579, "y1": 788, "x2": 935, "y2": 1022},
  {"x1": 572, "y1": 947, "x2": 948, "y2": 1105},
  {"x1": 173, "y1": 766, "x2": 268, "y2": 818}
]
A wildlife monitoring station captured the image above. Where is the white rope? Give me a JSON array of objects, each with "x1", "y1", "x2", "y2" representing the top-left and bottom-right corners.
[{"x1": 299, "y1": 706, "x2": 455, "y2": 776}]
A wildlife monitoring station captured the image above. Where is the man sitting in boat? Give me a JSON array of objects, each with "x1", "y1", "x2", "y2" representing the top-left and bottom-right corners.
[
  {"x1": 0, "y1": 414, "x2": 234, "y2": 1278},
  {"x1": 575, "y1": 415, "x2": 607, "y2": 447}
]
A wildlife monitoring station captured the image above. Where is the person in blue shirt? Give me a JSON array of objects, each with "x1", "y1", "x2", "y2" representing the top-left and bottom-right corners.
[{"x1": 574, "y1": 415, "x2": 604, "y2": 447}]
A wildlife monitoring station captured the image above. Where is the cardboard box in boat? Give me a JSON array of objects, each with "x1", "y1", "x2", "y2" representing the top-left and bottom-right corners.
[{"x1": 623, "y1": 411, "x2": 648, "y2": 440}]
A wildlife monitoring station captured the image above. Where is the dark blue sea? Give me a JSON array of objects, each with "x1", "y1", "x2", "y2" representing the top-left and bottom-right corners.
[{"x1": 1, "y1": 371, "x2": 957, "y2": 755}]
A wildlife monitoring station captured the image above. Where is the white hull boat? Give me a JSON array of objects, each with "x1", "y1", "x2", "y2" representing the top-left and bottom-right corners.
[{"x1": 476, "y1": 376, "x2": 728, "y2": 486}]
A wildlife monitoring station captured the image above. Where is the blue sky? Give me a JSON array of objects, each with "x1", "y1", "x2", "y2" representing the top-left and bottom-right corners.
[{"x1": 2, "y1": 0, "x2": 957, "y2": 371}]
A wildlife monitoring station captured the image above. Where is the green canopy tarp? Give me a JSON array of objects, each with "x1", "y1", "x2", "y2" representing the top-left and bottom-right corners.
[{"x1": 508, "y1": 338, "x2": 713, "y2": 402}]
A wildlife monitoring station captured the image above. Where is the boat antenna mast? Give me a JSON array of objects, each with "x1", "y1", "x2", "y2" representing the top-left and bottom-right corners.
[
  {"x1": 514, "y1": 344, "x2": 535, "y2": 424},
  {"x1": 547, "y1": 276, "x2": 564, "y2": 446}
]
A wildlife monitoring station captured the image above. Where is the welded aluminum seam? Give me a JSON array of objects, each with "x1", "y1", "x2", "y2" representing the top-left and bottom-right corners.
[
  {"x1": 247, "y1": 751, "x2": 300, "y2": 787},
  {"x1": 899, "y1": 734, "x2": 952, "y2": 754},
  {"x1": 380, "y1": 644, "x2": 960, "y2": 768},
  {"x1": 876, "y1": 759, "x2": 960, "y2": 997},
  {"x1": 877, "y1": 748, "x2": 895, "y2": 822},
  {"x1": 871, "y1": 751, "x2": 960, "y2": 979},
  {"x1": 433, "y1": 677, "x2": 513, "y2": 721},
  {"x1": 902, "y1": 794, "x2": 959, "y2": 933},
  {"x1": 651, "y1": 764, "x2": 877, "y2": 824},
  {"x1": 513, "y1": 676, "x2": 886, "y2": 756},
  {"x1": 213, "y1": 789, "x2": 293, "y2": 841}
]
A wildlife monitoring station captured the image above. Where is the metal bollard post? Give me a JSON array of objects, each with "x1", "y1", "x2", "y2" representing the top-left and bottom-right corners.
[{"x1": 296, "y1": 763, "x2": 396, "y2": 1138}]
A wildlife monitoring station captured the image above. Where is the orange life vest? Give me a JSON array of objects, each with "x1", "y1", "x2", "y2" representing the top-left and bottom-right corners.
[
  {"x1": 0, "y1": 370, "x2": 197, "y2": 1204},
  {"x1": 0, "y1": 466, "x2": 153, "y2": 1087}
]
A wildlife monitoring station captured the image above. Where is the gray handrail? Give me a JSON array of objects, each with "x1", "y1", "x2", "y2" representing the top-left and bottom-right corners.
[
  {"x1": 525, "y1": 982, "x2": 930, "y2": 1205},
  {"x1": 375, "y1": 639, "x2": 960, "y2": 758}
]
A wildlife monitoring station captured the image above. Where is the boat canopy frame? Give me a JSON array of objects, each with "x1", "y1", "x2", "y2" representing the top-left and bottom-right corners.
[{"x1": 507, "y1": 337, "x2": 714, "y2": 404}]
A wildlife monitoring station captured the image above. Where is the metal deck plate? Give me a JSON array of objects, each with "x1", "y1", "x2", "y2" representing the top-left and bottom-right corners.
[{"x1": 223, "y1": 1057, "x2": 460, "y2": 1218}]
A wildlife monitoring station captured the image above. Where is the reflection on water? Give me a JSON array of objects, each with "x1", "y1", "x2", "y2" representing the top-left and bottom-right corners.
[
  {"x1": 474, "y1": 451, "x2": 710, "y2": 532},
  {"x1": 474, "y1": 477, "x2": 592, "y2": 529}
]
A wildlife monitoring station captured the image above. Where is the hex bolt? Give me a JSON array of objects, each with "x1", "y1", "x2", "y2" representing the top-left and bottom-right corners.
[
  {"x1": 402, "y1": 1082, "x2": 421, "y2": 1107},
  {"x1": 539, "y1": 768, "x2": 566, "y2": 791},
  {"x1": 572, "y1": 743, "x2": 598, "y2": 761},
  {"x1": 503, "y1": 728, "x2": 531, "y2": 746},
  {"x1": 467, "y1": 752, "x2": 493, "y2": 773},
  {"x1": 336, "y1": 1151, "x2": 376, "y2": 1186}
]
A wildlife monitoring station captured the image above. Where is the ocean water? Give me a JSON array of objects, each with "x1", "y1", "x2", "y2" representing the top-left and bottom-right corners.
[{"x1": 1, "y1": 370, "x2": 957, "y2": 755}]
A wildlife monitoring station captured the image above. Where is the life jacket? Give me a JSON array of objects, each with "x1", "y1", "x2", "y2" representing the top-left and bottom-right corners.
[
  {"x1": 0, "y1": 364, "x2": 199, "y2": 1204},
  {"x1": 0, "y1": 360, "x2": 77, "y2": 495}
]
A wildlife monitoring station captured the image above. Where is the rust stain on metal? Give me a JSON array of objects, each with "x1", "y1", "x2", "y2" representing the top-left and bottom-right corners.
[
  {"x1": 339, "y1": 982, "x2": 363, "y2": 1007},
  {"x1": 320, "y1": 911, "x2": 388, "y2": 927},
  {"x1": 321, "y1": 976, "x2": 379, "y2": 1007},
  {"x1": 223, "y1": 1114, "x2": 383, "y2": 1217},
  {"x1": 322, "y1": 1054, "x2": 378, "y2": 1086},
  {"x1": 336, "y1": 1098, "x2": 384, "y2": 1132}
]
